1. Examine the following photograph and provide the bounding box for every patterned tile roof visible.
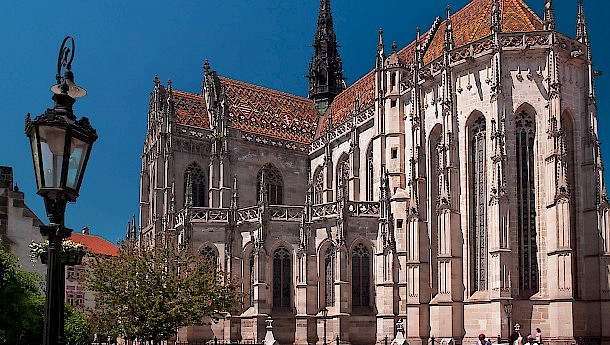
[319,71,375,137]
[423,0,543,64]
[219,77,319,144]
[69,232,119,256]
[173,90,210,129]
[318,0,543,137]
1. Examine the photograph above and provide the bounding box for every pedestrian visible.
[511,331,523,345]
[478,333,492,345]
[535,328,542,344]
[524,335,535,345]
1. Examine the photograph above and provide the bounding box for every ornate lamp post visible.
[25,36,97,345]
[321,306,329,345]
[504,301,513,340]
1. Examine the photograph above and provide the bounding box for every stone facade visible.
[138,0,610,344]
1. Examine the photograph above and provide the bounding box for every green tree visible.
[0,245,44,345]
[64,305,92,345]
[83,240,238,345]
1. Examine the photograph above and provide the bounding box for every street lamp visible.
[25,36,97,345]
[321,306,329,345]
[504,301,513,340]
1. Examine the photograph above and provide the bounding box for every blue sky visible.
[0,0,608,243]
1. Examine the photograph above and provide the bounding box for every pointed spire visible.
[377,28,384,54]
[231,175,239,210]
[543,0,556,31]
[203,59,211,75]
[258,171,268,205]
[307,0,345,114]
[126,220,132,240]
[445,5,455,51]
[491,0,502,34]
[576,0,589,45]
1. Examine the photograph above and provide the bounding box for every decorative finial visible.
[154,74,160,85]
[445,5,454,51]
[543,0,556,31]
[203,59,211,75]
[576,0,589,45]
[491,0,502,34]
[392,41,397,52]
[378,28,384,52]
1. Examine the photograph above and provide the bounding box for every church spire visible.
[490,0,502,34]
[576,0,589,45]
[543,0,556,31]
[307,0,346,115]
[445,5,455,51]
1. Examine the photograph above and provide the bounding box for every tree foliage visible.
[0,245,44,345]
[83,240,238,344]
[64,305,92,345]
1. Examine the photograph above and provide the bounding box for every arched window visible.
[201,245,218,266]
[352,243,371,308]
[366,145,374,201]
[257,164,283,205]
[429,125,442,296]
[516,109,538,292]
[273,247,291,309]
[470,115,487,292]
[314,168,324,204]
[184,163,207,207]
[337,159,350,201]
[562,113,578,296]
[324,245,335,307]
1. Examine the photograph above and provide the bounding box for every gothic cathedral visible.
[137,0,610,344]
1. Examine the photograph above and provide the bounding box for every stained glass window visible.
[352,243,371,307]
[324,245,335,306]
[184,163,207,207]
[516,110,538,291]
[257,164,284,205]
[470,115,487,292]
[273,247,291,308]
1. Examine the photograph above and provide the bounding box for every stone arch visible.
[317,239,336,307]
[197,242,219,266]
[349,239,374,311]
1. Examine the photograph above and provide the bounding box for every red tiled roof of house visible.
[173,90,210,129]
[219,77,319,144]
[68,233,119,257]
[317,0,543,137]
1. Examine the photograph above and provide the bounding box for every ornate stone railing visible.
[191,207,230,222]
[311,202,339,219]
[269,205,303,221]
[499,31,550,50]
[235,206,259,224]
[175,209,187,227]
[347,201,380,217]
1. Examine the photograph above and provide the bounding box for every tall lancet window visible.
[249,252,255,307]
[324,245,335,306]
[470,115,487,292]
[366,145,374,201]
[184,163,207,207]
[314,168,324,204]
[337,159,350,200]
[352,243,371,308]
[273,247,292,309]
[516,109,538,292]
[429,125,442,296]
[257,164,283,205]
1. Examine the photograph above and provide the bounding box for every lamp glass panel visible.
[29,130,42,189]
[66,136,89,190]
[38,125,67,188]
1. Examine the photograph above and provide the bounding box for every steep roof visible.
[69,232,119,257]
[317,0,543,137]
[173,90,210,129]
[220,77,319,144]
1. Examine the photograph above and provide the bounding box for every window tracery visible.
[201,245,218,266]
[273,247,291,309]
[366,145,374,201]
[314,168,324,204]
[516,109,538,291]
[184,163,207,207]
[257,164,284,205]
[470,115,487,292]
[337,159,350,200]
[352,243,371,307]
[324,245,335,306]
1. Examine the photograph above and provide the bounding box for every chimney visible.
[82,226,90,235]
